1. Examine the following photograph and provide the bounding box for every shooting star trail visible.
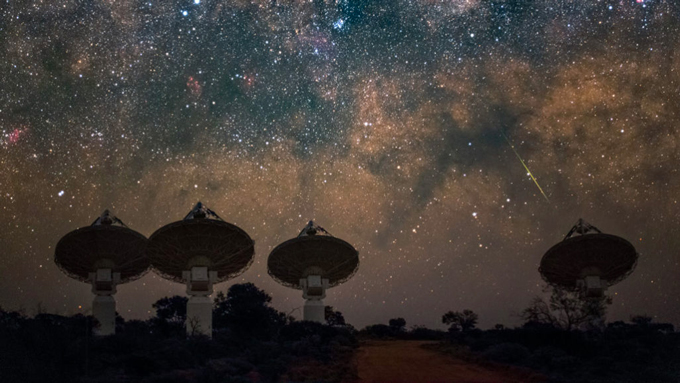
[502,133,550,203]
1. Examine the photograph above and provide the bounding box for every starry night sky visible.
[1,0,679,330]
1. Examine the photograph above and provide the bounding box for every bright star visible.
[333,19,345,30]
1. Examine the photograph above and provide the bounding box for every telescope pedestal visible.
[583,275,605,298]
[186,295,213,336]
[90,269,120,336]
[303,299,325,322]
[92,295,116,336]
[301,275,329,323]
[183,267,217,338]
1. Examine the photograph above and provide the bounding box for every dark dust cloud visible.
[1,0,679,329]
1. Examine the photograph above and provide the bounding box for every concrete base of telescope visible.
[303,299,325,323]
[93,295,116,336]
[187,296,213,337]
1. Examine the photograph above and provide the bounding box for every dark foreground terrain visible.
[357,314,680,383]
[355,340,545,383]
[0,283,358,383]
[2,284,679,383]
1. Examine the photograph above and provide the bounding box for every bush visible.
[551,355,580,371]
[0,284,359,383]
[389,318,406,332]
[407,325,447,340]
[527,346,568,368]
[482,343,531,364]
[213,283,289,341]
[359,324,395,339]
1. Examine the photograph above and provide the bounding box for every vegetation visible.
[359,318,447,340]
[442,309,478,332]
[0,284,358,383]
[521,286,611,331]
[2,283,678,383]
[388,317,406,333]
[213,283,290,340]
[429,292,680,383]
[324,306,346,327]
[429,315,680,383]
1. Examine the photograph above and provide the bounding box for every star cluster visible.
[1,0,679,329]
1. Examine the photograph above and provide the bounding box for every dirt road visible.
[355,340,544,383]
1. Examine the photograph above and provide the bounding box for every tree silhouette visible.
[149,295,188,336]
[630,315,653,327]
[152,296,188,324]
[629,315,674,333]
[213,282,288,339]
[522,285,611,331]
[442,309,478,332]
[325,306,346,326]
[388,318,406,332]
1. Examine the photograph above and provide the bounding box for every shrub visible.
[442,310,478,332]
[482,343,531,364]
[359,324,395,339]
[407,325,447,340]
[389,318,406,332]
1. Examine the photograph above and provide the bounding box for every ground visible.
[354,340,545,383]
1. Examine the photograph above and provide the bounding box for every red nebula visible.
[6,127,26,145]
[186,76,202,96]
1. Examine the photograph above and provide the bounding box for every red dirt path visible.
[355,341,545,383]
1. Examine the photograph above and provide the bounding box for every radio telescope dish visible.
[54,210,150,335]
[55,210,149,283]
[147,202,254,283]
[268,221,359,322]
[147,202,254,337]
[539,218,638,297]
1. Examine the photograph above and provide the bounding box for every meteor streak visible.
[502,133,550,203]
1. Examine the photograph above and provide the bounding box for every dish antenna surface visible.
[268,221,359,322]
[147,202,254,337]
[540,218,638,298]
[55,210,149,335]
